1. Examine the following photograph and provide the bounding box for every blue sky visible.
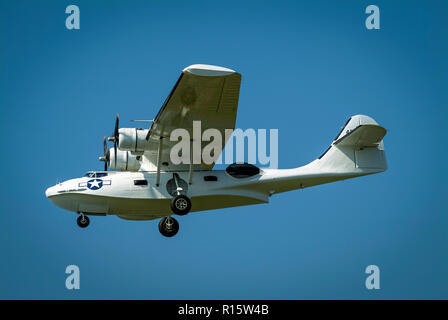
[0,0,446,299]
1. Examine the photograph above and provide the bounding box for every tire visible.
[158,217,179,237]
[77,215,90,228]
[170,195,192,215]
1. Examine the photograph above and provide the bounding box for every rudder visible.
[318,115,387,173]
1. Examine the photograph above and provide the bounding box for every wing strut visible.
[188,144,193,185]
[173,173,184,195]
[156,137,164,187]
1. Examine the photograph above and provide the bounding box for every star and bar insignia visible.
[78,179,111,190]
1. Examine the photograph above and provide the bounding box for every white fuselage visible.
[46,169,269,220]
[46,114,387,222]
[45,159,381,221]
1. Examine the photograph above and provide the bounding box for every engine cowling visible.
[109,148,141,171]
[118,128,149,152]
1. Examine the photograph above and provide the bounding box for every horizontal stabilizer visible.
[334,124,386,148]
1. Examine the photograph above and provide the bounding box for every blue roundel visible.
[87,179,103,190]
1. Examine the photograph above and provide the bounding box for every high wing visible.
[142,64,242,172]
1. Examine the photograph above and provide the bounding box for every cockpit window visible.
[84,172,108,178]
[96,172,108,178]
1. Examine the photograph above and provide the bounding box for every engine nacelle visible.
[118,128,149,152]
[109,148,141,171]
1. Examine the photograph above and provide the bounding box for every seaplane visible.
[45,64,387,237]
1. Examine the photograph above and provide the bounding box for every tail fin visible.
[317,115,387,173]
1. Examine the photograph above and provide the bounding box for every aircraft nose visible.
[45,186,57,198]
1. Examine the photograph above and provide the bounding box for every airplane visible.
[45,64,387,237]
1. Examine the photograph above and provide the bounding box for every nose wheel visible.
[77,214,90,228]
[158,216,179,237]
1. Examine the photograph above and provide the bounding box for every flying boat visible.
[45,64,387,237]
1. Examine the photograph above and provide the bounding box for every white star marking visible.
[89,179,101,189]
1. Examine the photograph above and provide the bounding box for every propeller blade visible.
[114,114,119,168]
[106,149,110,171]
[103,136,108,171]
[114,141,117,168]
[114,114,120,142]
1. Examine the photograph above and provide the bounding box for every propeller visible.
[107,114,120,168]
[99,136,110,171]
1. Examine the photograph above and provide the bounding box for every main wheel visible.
[170,195,192,215]
[158,216,179,237]
[77,215,90,228]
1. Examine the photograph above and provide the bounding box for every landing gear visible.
[159,173,191,237]
[158,216,179,237]
[170,194,192,215]
[169,173,192,216]
[77,214,90,228]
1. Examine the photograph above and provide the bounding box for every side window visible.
[134,180,148,186]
